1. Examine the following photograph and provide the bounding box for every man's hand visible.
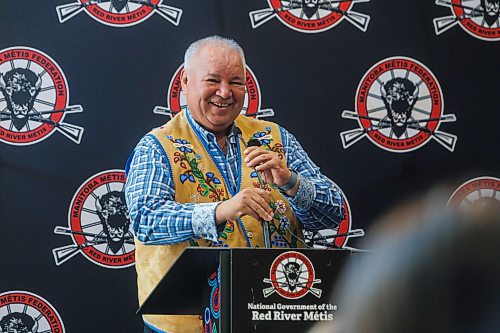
[215,187,273,224]
[244,146,291,187]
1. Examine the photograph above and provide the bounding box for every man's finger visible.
[254,188,270,201]
[244,147,268,162]
[260,170,268,183]
[242,206,263,222]
[246,152,272,167]
[250,195,273,221]
[261,169,273,184]
[253,191,273,215]
[255,159,279,171]
[243,146,260,155]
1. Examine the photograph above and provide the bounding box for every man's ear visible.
[180,69,187,95]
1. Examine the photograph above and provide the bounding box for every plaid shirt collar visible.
[185,108,237,147]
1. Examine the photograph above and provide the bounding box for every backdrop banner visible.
[1,1,498,332]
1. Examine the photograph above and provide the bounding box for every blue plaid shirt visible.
[125,110,344,245]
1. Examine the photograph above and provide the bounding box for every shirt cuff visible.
[192,202,220,242]
[287,175,315,210]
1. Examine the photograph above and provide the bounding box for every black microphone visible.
[233,126,264,187]
[247,138,261,147]
[232,126,261,148]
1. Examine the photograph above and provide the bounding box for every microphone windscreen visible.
[247,138,261,147]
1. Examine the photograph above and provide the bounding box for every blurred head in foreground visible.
[310,188,500,333]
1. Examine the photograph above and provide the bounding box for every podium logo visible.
[249,0,370,33]
[153,64,274,120]
[0,291,65,333]
[56,0,183,27]
[0,47,84,145]
[340,56,457,153]
[263,251,322,299]
[448,176,500,213]
[433,0,500,41]
[52,170,135,269]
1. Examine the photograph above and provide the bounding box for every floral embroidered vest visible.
[135,111,303,333]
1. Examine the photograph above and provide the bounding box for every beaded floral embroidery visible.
[218,221,235,241]
[251,126,284,159]
[168,137,225,202]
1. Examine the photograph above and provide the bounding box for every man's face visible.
[181,45,246,135]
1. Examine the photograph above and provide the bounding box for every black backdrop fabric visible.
[0,1,498,332]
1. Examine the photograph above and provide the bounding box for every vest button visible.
[247,231,254,238]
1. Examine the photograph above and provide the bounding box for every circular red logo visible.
[268,0,353,33]
[167,64,262,117]
[0,47,69,145]
[80,0,159,27]
[448,176,500,211]
[355,56,445,152]
[67,169,135,268]
[269,251,316,299]
[450,0,500,41]
[0,291,65,333]
[335,198,352,248]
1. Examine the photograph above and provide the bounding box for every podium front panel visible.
[231,249,350,332]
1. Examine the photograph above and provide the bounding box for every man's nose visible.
[217,82,232,99]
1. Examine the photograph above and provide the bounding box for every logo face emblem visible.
[52,170,135,269]
[448,176,500,213]
[249,0,370,33]
[303,193,364,249]
[434,0,500,41]
[0,291,65,333]
[153,64,274,119]
[340,56,457,152]
[56,0,183,27]
[263,251,322,299]
[0,47,84,145]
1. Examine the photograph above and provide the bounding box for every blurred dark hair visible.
[327,210,500,333]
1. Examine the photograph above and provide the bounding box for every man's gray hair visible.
[184,35,246,73]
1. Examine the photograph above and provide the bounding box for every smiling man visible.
[125,36,344,333]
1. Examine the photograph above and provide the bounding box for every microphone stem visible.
[237,133,272,249]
